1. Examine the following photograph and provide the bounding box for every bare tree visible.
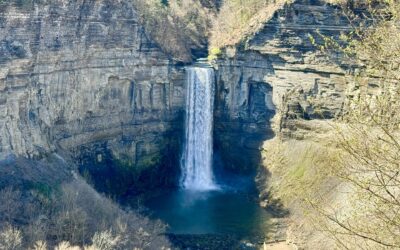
[0,225,22,250]
[0,188,22,224]
[309,1,400,249]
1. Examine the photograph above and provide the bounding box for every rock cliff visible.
[0,0,186,194]
[0,1,363,247]
[214,0,351,172]
[0,0,354,194]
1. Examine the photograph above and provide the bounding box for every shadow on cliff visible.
[257,166,290,218]
[213,79,276,184]
[75,124,184,199]
[212,71,290,229]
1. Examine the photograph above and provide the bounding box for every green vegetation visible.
[207,47,222,61]
[27,182,53,198]
[263,131,338,204]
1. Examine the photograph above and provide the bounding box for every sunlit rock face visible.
[0,0,186,193]
[214,0,352,173]
[0,0,356,193]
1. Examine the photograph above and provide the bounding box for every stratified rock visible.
[0,0,186,193]
[214,0,351,172]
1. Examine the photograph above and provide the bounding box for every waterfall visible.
[180,67,218,191]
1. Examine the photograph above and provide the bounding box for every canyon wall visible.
[0,0,354,192]
[0,0,186,194]
[214,0,351,172]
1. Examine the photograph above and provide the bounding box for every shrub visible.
[0,176,170,249]
[0,225,22,250]
[30,241,47,250]
[84,231,121,250]
[207,47,222,61]
[54,242,80,250]
[0,188,22,223]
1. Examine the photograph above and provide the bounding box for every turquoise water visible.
[144,187,271,239]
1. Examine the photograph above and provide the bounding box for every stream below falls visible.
[141,65,273,249]
[141,178,273,249]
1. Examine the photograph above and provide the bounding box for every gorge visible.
[0,0,391,249]
[0,0,348,194]
[142,63,272,248]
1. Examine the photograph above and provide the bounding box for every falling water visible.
[180,67,218,190]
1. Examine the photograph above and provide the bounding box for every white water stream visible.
[180,67,218,190]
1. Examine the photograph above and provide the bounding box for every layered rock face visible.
[214,0,351,171]
[214,53,276,173]
[0,0,186,193]
[0,0,354,193]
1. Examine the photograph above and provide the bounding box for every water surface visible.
[144,187,271,239]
